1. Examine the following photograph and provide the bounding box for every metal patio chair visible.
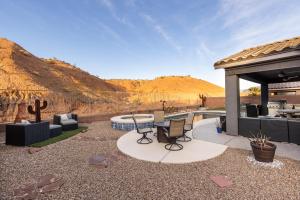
[164,119,185,151]
[178,113,194,142]
[132,115,153,144]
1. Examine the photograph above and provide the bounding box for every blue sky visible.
[1,0,300,89]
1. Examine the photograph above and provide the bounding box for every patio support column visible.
[225,73,240,136]
[261,83,269,107]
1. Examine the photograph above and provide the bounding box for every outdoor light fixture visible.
[278,71,299,81]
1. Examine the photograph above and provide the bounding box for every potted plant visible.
[215,119,222,134]
[248,131,276,163]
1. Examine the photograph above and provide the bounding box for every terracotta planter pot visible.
[250,141,276,163]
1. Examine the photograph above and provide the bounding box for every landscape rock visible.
[39,179,65,193]
[13,183,36,196]
[36,174,58,188]
[13,174,64,199]
[210,175,233,188]
[88,155,108,168]
[28,147,42,154]
[247,155,284,169]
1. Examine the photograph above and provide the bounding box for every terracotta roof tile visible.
[214,36,300,68]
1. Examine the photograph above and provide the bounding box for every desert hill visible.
[0,38,123,121]
[0,38,119,99]
[107,76,224,97]
[0,38,224,122]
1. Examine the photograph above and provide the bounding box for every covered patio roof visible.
[214,36,300,135]
[214,36,300,84]
[214,36,300,69]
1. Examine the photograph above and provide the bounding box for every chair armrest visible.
[72,114,78,121]
[53,115,61,125]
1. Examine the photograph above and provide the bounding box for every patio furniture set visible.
[132,111,195,151]
[239,103,300,144]
[5,113,78,146]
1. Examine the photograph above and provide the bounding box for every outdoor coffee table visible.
[153,121,170,143]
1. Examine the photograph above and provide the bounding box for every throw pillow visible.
[67,113,72,119]
[60,114,69,121]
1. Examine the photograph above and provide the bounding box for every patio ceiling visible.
[239,66,300,84]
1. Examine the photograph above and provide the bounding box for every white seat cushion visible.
[21,120,31,124]
[15,123,30,126]
[61,119,77,125]
[50,124,62,129]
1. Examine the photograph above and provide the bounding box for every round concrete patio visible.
[117,128,228,164]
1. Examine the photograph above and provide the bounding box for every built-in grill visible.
[267,100,287,116]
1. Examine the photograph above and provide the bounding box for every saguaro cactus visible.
[199,93,207,108]
[27,99,47,122]
[160,100,167,111]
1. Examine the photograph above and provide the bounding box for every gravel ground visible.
[1,121,300,200]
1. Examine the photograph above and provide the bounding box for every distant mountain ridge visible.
[107,76,224,97]
[0,38,224,99]
[0,38,224,122]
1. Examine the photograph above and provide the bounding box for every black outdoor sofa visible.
[6,121,50,146]
[238,117,300,144]
[53,113,78,131]
[238,117,261,138]
[49,124,62,138]
[239,103,300,144]
[288,119,300,145]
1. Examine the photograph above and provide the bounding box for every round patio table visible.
[154,121,170,143]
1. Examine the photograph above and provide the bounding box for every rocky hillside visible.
[108,76,225,97]
[0,38,119,99]
[0,38,123,121]
[0,38,224,122]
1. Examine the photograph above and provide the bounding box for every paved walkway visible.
[193,118,300,161]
